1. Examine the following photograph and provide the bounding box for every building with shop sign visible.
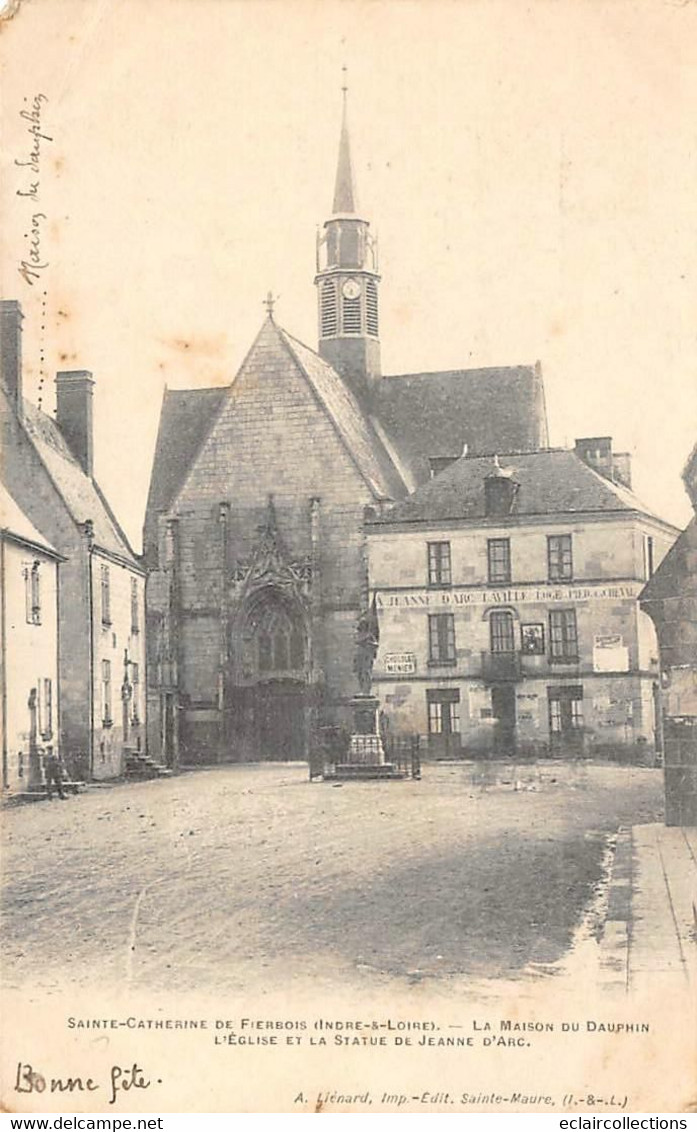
[366,442,678,759]
[143,96,548,766]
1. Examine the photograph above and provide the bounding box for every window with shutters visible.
[24,561,41,625]
[428,613,456,664]
[320,280,338,337]
[131,662,140,725]
[366,278,379,336]
[130,577,140,634]
[549,609,579,662]
[100,564,111,626]
[487,538,511,584]
[548,534,573,581]
[427,541,452,586]
[39,677,53,740]
[102,659,112,726]
[643,535,655,580]
[490,610,516,653]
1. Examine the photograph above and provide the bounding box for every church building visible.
[144,96,548,766]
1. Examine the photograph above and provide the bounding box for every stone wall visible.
[146,321,376,761]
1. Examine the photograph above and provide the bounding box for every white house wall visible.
[1,540,59,793]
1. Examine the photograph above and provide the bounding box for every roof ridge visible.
[17,391,140,566]
[382,364,535,380]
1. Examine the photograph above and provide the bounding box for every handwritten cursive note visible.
[15,1061,163,1108]
[15,93,51,286]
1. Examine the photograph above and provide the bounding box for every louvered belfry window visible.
[342,294,362,335]
[320,280,338,338]
[366,278,379,336]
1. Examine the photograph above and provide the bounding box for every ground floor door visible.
[491,684,516,755]
[548,685,584,752]
[254,680,307,760]
[227,683,307,761]
[427,689,461,758]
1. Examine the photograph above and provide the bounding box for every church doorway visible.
[254,680,307,760]
[230,587,310,762]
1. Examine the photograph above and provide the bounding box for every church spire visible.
[314,74,382,398]
[332,80,358,215]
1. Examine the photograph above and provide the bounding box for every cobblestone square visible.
[1,762,663,1000]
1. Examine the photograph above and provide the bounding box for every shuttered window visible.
[320,281,338,337]
[366,279,379,336]
[342,294,362,334]
[549,609,579,661]
[428,613,456,664]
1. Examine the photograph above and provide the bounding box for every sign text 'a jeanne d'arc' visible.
[375,582,642,610]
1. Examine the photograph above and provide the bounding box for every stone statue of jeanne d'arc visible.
[354,593,380,695]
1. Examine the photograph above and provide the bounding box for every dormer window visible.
[484,457,518,517]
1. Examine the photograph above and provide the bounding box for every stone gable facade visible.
[144,107,549,767]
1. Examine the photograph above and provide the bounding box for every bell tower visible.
[315,78,381,397]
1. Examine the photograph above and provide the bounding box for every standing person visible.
[44,749,66,801]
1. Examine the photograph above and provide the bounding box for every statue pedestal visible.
[348,695,385,765]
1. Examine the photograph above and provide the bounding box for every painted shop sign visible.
[375,582,641,610]
[384,652,417,675]
[593,633,629,673]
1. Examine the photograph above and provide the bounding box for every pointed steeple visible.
[332,86,358,215]
[314,73,382,398]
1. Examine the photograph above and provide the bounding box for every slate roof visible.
[367,449,671,527]
[143,321,410,562]
[640,516,697,605]
[279,327,406,500]
[17,396,139,566]
[143,385,227,562]
[143,322,551,560]
[0,482,60,557]
[373,364,548,483]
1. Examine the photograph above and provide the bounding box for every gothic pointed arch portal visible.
[229,585,311,761]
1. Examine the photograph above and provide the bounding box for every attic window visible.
[366,279,379,337]
[320,281,338,338]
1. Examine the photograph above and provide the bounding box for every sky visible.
[2,0,696,549]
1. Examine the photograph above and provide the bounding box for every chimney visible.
[612,452,632,490]
[0,300,23,415]
[55,370,95,476]
[574,437,614,480]
[575,437,633,489]
[484,457,518,517]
